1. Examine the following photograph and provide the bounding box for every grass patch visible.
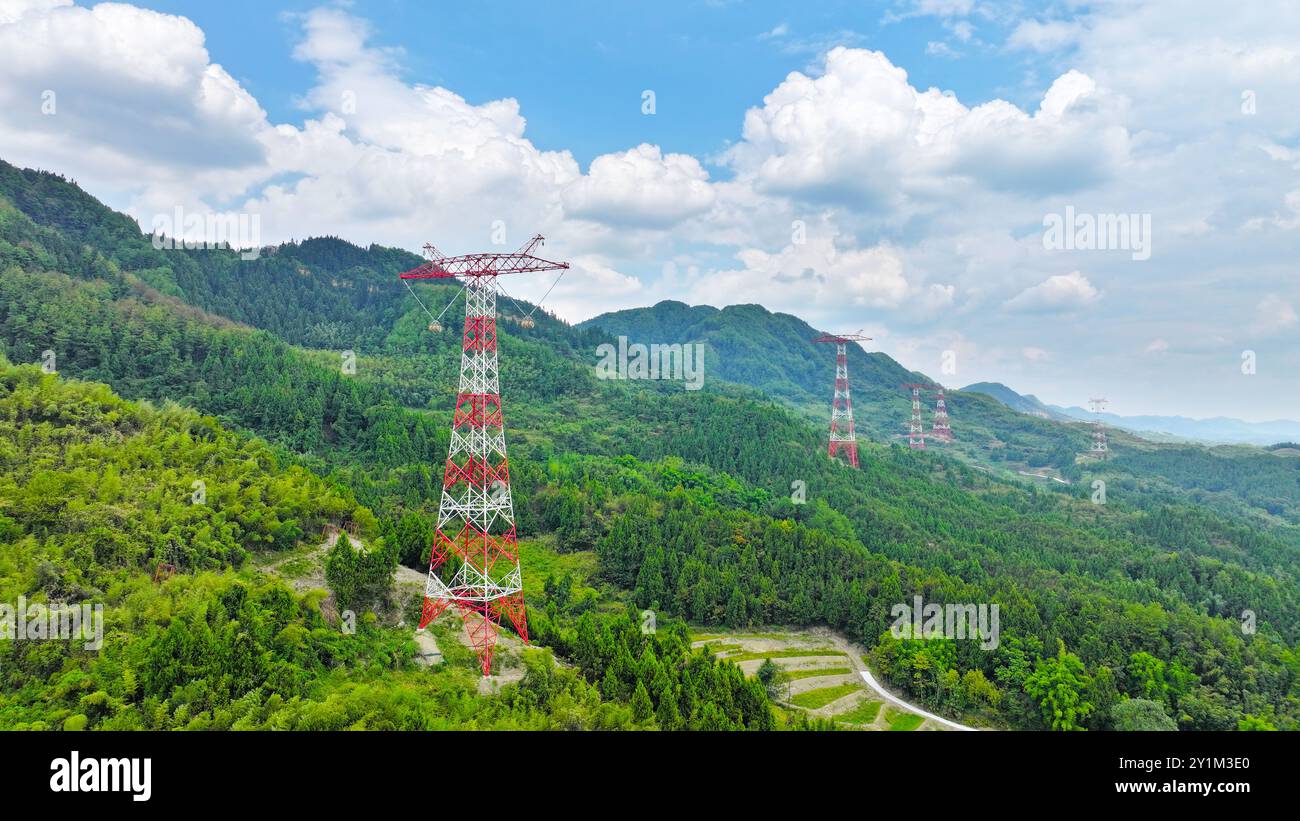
[701,642,744,654]
[277,556,316,577]
[255,540,320,569]
[888,712,925,731]
[790,683,861,710]
[744,632,818,640]
[783,666,852,681]
[519,539,599,590]
[518,539,603,610]
[690,629,841,642]
[834,700,882,725]
[727,649,845,663]
[429,620,474,671]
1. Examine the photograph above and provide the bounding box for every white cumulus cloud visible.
[562,144,715,228]
[1004,271,1101,313]
[687,234,912,322]
[723,47,1128,209]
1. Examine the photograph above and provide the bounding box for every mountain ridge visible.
[4,156,1300,731]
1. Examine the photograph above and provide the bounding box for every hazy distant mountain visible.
[963,381,1300,446]
[1049,406,1300,446]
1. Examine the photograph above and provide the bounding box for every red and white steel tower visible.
[931,386,953,442]
[1088,397,1108,460]
[813,332,872,468]
[904,383,927,449]
[399,235,568,676]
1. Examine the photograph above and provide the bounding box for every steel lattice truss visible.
[1088,397,1109,459]
[904,383,928,450]
[931,386,954,442]
[813,333,871,468]
[398,235,566,281]
[403,236,567,676]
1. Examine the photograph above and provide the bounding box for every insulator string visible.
[404,277,464,323]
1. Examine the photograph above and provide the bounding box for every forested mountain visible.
[582,302,1091,476]
[2,158,1299,731]
[581,300,917,407]
[588,299,1300,529]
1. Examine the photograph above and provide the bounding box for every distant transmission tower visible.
[1088,397,1109,460]
[904,383,927,449]
[931,385,953,442]
[813,332,872,468]
[399,234,568,676]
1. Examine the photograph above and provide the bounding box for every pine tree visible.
[655,687,681,730]
[725,587,747,627]
[631,680,654,724]
[600,667,621,702]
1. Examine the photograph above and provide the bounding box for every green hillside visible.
[0,359,774,730]
[582,301,1090,475]
[587,300,1300,528]
[2,159,1298,731]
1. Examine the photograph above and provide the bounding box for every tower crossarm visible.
[812,333,873,345]
[399,234,569,280]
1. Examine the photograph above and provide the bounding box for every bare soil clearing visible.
[262,529,539,681]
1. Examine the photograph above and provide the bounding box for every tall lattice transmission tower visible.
[399,235,568,676]
[812,332,872,468]
[904,383,927,449]
[1088,397,1109,460]
[931,385,954,442]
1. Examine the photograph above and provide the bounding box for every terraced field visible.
[691,627,956,731]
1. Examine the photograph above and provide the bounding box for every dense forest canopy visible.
[1,158,1297,731]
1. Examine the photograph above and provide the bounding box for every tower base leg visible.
[829,441,859,468]
[417,596,451,631]
[492,591,530,645]
[456,601,500,677]
[417,594,529,676]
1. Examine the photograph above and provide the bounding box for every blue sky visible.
[143,0,1045,168]
[2,0,1299,420]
